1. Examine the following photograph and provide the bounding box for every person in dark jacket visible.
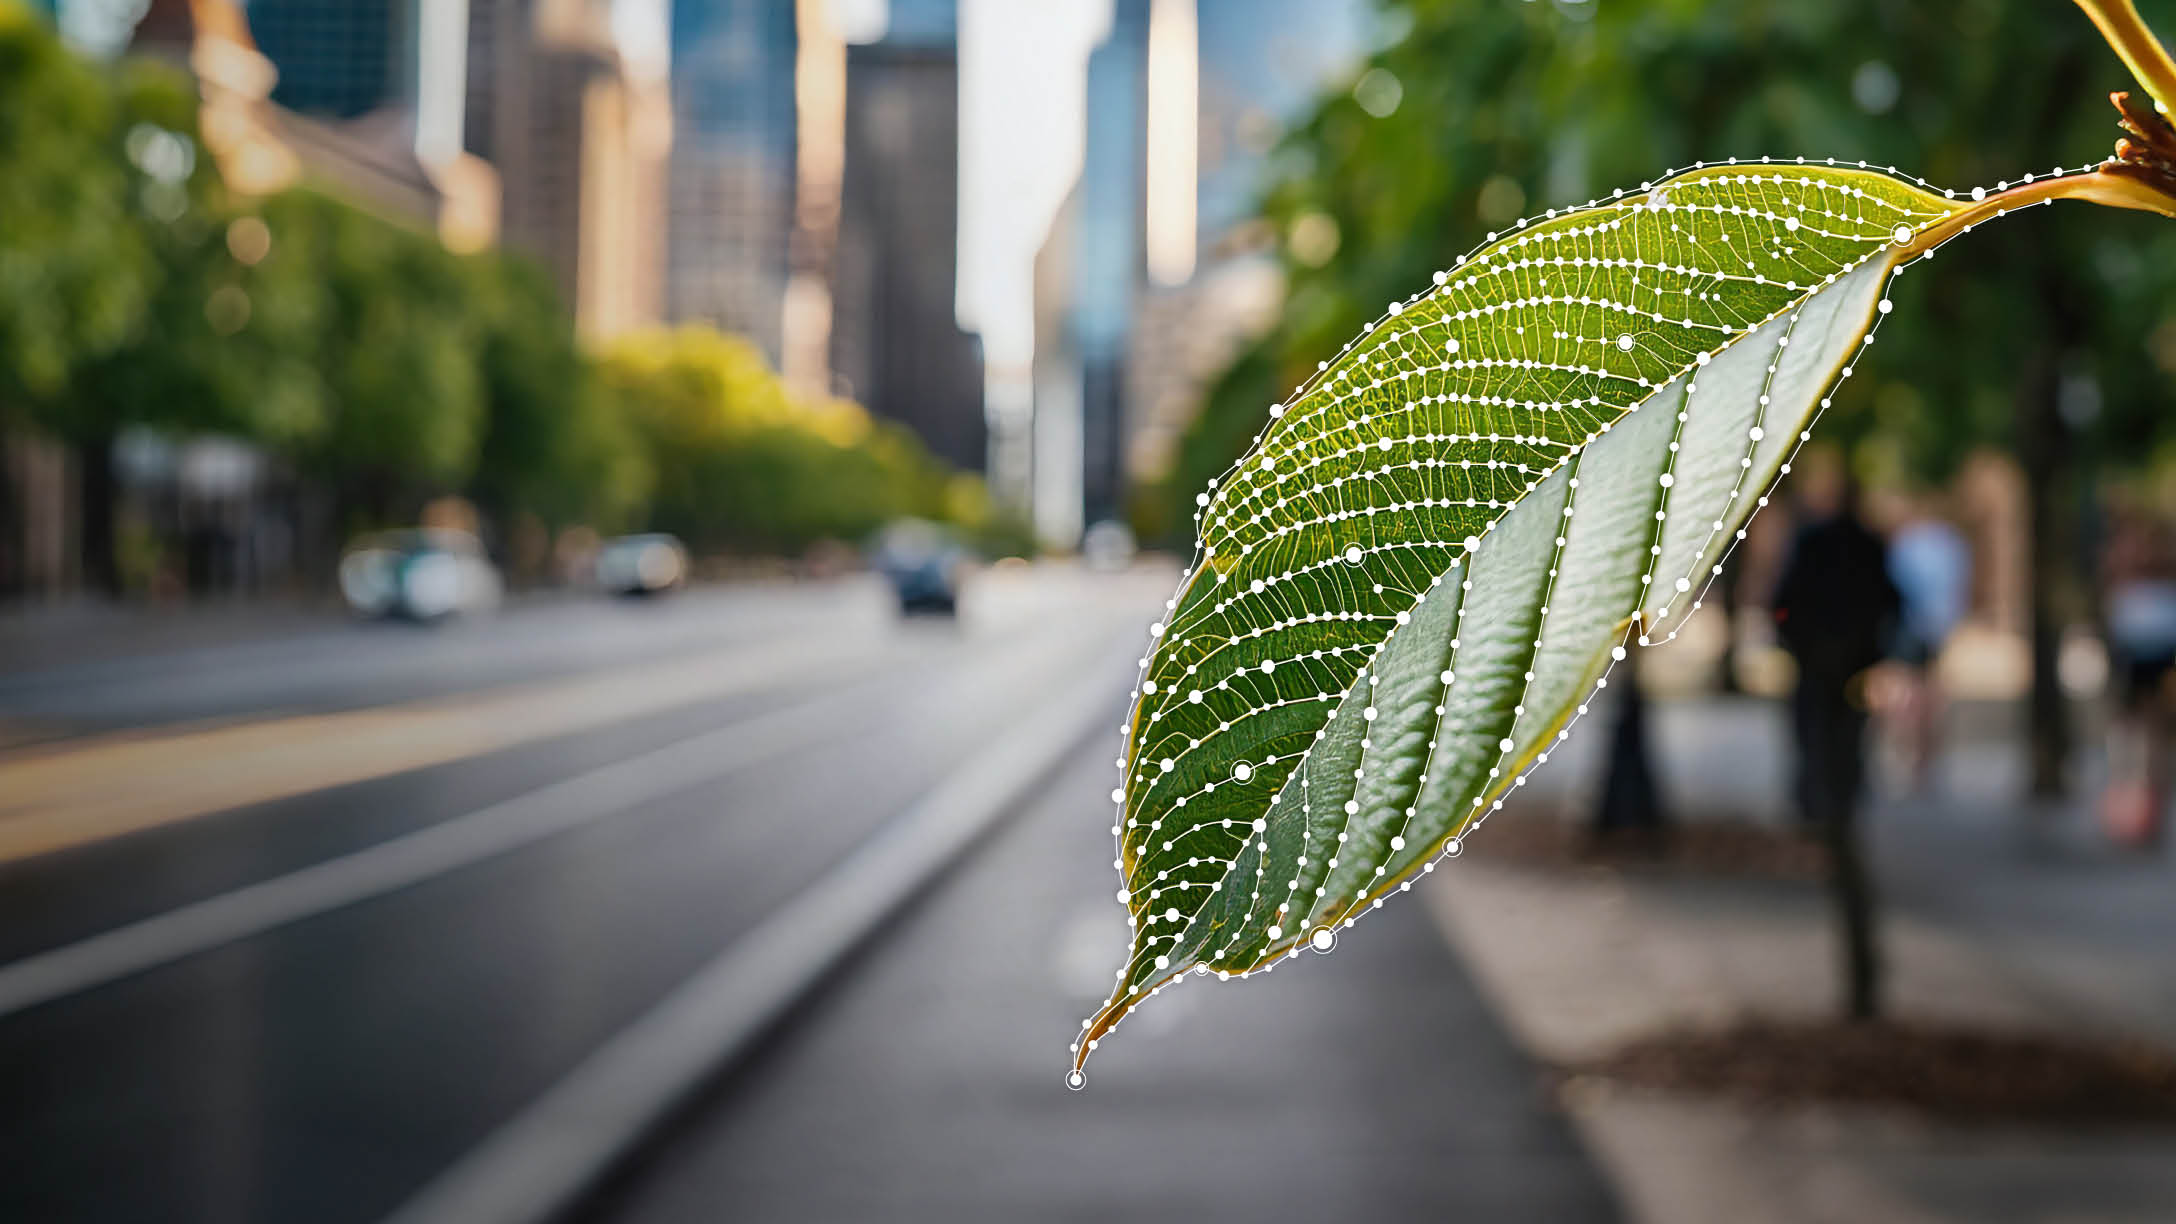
[1772,472,1900,1019]
[1774,480,1901,828]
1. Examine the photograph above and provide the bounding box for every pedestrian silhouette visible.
[1885,501,1971,790]
[2100,502,2176,847]
[1772,474,1899,1019]
[1592,645,1665,848]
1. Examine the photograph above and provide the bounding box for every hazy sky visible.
[956,0,1113,370]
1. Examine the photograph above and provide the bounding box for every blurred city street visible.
[578,656,1615,1224]
[13,0,2176,1220]
[0,565,1620,1223]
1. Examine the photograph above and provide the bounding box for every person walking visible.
[2100,502,2176,848]
[1773,474,1900,1019]
[1884,502,1971,790]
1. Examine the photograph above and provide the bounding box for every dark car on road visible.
[870,519,968,615]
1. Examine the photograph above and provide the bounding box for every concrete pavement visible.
[580,730,1620,1224]
[1432,693,2176,1224]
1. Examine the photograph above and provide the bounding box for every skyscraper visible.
[1073,0,1149,525]
[469,0,672,337]
[219,0,497,250]
[1037,0,1367,536]
[244,0,405,120]
[666,0,799,363]
[829,0,985,472]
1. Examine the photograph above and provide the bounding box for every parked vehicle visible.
[338,529,502,621]
[595,533,689,597]
[1081,519,1137,572]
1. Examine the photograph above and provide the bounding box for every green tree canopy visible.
[598,328,962,556]
[0,5,161,417]
[1171,0,2176,531]
[466,254,648,533]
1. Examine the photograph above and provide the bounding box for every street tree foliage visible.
[1077,0,2176,1078]
[597,328,967,558]
[1174,0,2176,518]
[1170,0,2176,799]
[0,4,156,414]
[1,8,990,591]
[467,255,650,534]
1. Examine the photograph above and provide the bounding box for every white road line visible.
[380,635,1133,1224]
[0,691,861,1021]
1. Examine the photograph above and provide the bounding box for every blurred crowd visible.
[1752,455,2176,855]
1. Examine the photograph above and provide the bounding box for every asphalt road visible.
[0,567,1617,1223]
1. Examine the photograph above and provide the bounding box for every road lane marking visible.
[0,632,881,864]
[0,614,1109,1021]
[381,631,1136,1224]
[0,689,866,1022]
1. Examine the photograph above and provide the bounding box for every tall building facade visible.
[468,0,672,337]
[216,0,498,251]
[666,0,799,363]
[1037,0,1367,537]
[244,0,405,119]
[1072,0,1150,526]
[829,0,985,472]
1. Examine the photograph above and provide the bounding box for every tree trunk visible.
[0,429,19,598]
[75,433,119,598]
[2016,308,2074,798]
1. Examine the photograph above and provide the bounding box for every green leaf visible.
[1075,162,1977,1073]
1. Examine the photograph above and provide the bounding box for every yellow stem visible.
[1898,168,2176,260]
[2076,0,2176,115]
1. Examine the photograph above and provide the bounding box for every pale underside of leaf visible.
[1076,164,1971,1069]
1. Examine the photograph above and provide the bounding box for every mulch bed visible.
[1568,1017,2176,1125]
[1468,812,1829,881]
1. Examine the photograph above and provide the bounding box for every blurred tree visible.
[598,328,961,557]
[2,9,728,595]
[465,254,650,540]
[0,9,164,592]
[1176,0,2176,796]
[0,6,154,411]
[247,189,487,539]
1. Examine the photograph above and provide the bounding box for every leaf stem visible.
[2076,0,2176,115]
[1898,167,2176,259]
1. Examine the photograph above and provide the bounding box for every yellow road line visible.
[0,634,871,865]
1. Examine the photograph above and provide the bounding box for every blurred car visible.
[1081,519,1137,572]
[338,529,503,621]
[870,519,968,615]
[595,533,689,597]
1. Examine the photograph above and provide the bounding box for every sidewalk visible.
[1427,695,2176,1224]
